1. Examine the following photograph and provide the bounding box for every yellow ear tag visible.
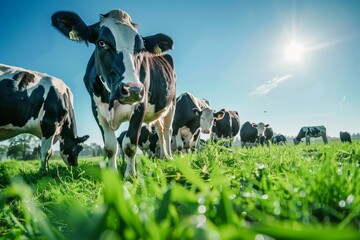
[69,29,81,41]
[153,45,162,55]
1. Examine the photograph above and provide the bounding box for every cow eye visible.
[98,40,107,48]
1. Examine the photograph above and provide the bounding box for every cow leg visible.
[155,119,169,159]
[174,130,184,151]
[103,128,118,170]
[161,102,175,159]
[123,104,145,178]
[91,102,118,171]
[322,134,328,144]
[39,136,54,172]
[306,136,310,146]
[97,117,118,171]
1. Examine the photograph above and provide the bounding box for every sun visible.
[284,42,305,63]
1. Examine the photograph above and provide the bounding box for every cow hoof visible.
[39,167,48,174]
[124,171,137,180]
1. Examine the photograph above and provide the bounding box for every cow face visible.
[95,10,145,108]
[60,135,89,166]
[193,108,224,134]
[252,122,269,144]
[293,138,301,145]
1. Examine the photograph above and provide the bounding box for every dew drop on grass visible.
[274,207,281,215]
[299,190,306,197]
[255,234,265,240]
[339,200,346,208]
[346,194,354,205]
[242,192,251,198]
[261,194,268,200]
[198,205,206,214]
[196,215,207,228]
[198,195,205,205]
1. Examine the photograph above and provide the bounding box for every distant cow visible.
[293,126,328,145]
[252,122,273,147]
[52,10,176,178]
[211,109,240,147]
[272,134,287,145]
[340,131,352,143]
[118,125,159,160]
[172,92,224,152]
[0,64,89,171]
[240,121,258,147]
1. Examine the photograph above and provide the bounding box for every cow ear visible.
[252,123,257,128]
[214,111,225,120]
[51,11,98,44]
[77,135,89,143]
[192,108,201,116]
[265,124,270,127]
[143,33,174,54]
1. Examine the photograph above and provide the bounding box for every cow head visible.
[293,138,301,145]
[60,135,89,166]
[193,108,225,134]
[252,122,269,145]
[51,10,174,109]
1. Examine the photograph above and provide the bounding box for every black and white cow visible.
[117,125,159,160]
[252,122,273,147]
[172,92,224,152]
[240,121,258,147]
[340,131,352,143]
[52,10,176,178]
[271,134,287,145]
[211,109,240,147]
[0,64,89,171]
[293,126,328,145]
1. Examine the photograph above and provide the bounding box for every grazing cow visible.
[171,92,224,152]
[240,121,258,147]
[340,131,352,143]
[117,125,159,160]
[293,126,328,145]
[52,10,176,178]
[272,134,287,145]
[211,109,240,147]
[252,122,272,147]
[0,64,89,171]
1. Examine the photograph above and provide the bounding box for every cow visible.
[171,92,224,152]
[272,134,287,145]
[52,10,176,178]
[240,121,258,147]
[211,109,240,147]
[0,64,89,171]
[339,131,352,143]
[293,126,328,145]
[117,125,159,160]
[252,122,273,147]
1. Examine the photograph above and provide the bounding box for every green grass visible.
[1,141,360,239]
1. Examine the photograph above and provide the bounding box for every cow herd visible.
[0,9,354,177]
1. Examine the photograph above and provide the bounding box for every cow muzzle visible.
[119,82,145,105]
[202,129,210,134]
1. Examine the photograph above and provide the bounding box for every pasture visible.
[1,141,360,239]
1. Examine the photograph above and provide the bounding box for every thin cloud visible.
[250,74,294,96]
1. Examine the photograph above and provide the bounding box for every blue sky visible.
[1,0,360,145]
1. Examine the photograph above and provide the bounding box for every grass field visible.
[1,141,360,239]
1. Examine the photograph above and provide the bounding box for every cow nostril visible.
[121,85,130,96]
[139,86,144,97]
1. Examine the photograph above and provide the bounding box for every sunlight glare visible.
[284,42,305,63]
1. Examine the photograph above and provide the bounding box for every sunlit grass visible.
[1,142,360,239]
